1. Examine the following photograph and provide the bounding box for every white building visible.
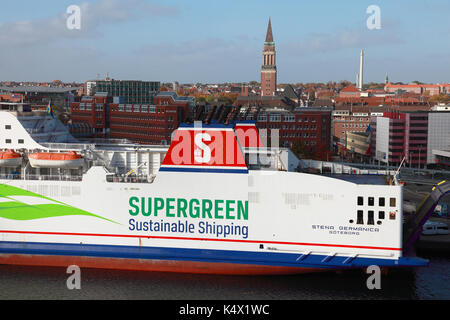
[427,112,450,163]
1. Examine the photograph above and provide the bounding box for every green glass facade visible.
[95,80,160,104]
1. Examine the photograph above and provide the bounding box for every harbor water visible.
[0,252,448,300]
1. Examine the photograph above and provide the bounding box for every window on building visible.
[378,211,385,220]
[284,115,295,122]
[379,197,385,206]
[5,139,11,144]
[368,197,374,206]
[269,114,281,122]
[5,125,11,129]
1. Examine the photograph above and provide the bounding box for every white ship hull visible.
[0,167,427,274]
[0,112,428,274]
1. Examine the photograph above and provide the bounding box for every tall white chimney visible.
[359,49,364,90]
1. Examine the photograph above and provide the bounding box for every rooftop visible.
[0,86,80,93]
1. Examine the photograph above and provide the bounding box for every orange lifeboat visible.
[28,151,84,168]
[0,150,22,167]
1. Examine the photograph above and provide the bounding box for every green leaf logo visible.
[0,184,119,224]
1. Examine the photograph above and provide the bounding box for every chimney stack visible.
[359,49,364,90]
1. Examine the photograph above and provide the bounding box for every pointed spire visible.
[265,18,273,43]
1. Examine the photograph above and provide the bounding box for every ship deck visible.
[322,174,390,185]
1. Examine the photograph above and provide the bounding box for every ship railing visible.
[40,142,95,151]
[106,174,154,184]
[25,174,83,182]
[0,174,83,182]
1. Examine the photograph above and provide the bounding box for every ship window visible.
[379,211,385,219]
[5,139,11,143]
[357,210,364,224]
[379,197,385,206]
[5,125,11,129]
[357,196,363,206]
[18,139,24,144]
[368,197,374,206]
[390,198,396,207]
[368,211,375,225]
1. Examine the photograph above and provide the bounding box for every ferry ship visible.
[0,104,439,275]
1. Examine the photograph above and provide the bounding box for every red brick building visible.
[339,85,360,98]
[109,92,195,145]
[384,83,450,96]
[0,93,24,103]
[71,92,195,144]
[70,93,109,138]
[255,107,332,160]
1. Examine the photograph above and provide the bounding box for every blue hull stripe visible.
[159,167,248,174]
[0,241,428,269]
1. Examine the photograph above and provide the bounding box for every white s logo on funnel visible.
[194,133,212,163]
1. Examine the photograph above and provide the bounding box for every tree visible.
[430,94,450,104]
[291,140,316,159]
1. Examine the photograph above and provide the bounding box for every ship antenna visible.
[393,156,406,185]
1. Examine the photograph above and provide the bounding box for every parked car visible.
[422,221,450,235]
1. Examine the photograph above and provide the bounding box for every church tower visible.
[261,18,277,97]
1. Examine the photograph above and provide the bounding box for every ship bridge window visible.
[368,197,374,206]
[357,210,364,224]
[357,196,363,206]
[379,197,385,206]
[368,211,375,225]
[390,198,396,207]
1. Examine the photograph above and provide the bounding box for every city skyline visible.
[0,0,449,84]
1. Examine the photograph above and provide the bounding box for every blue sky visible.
[0,0,449,84]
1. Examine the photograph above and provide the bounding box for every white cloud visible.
[0,0,179,47]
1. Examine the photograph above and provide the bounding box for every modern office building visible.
[94,80,160,104]
[345,131,370,162]
[427,112,450,164]
[369,111,450,167]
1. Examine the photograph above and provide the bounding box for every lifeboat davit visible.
[0,150,22,167]
[28,151,84,169]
